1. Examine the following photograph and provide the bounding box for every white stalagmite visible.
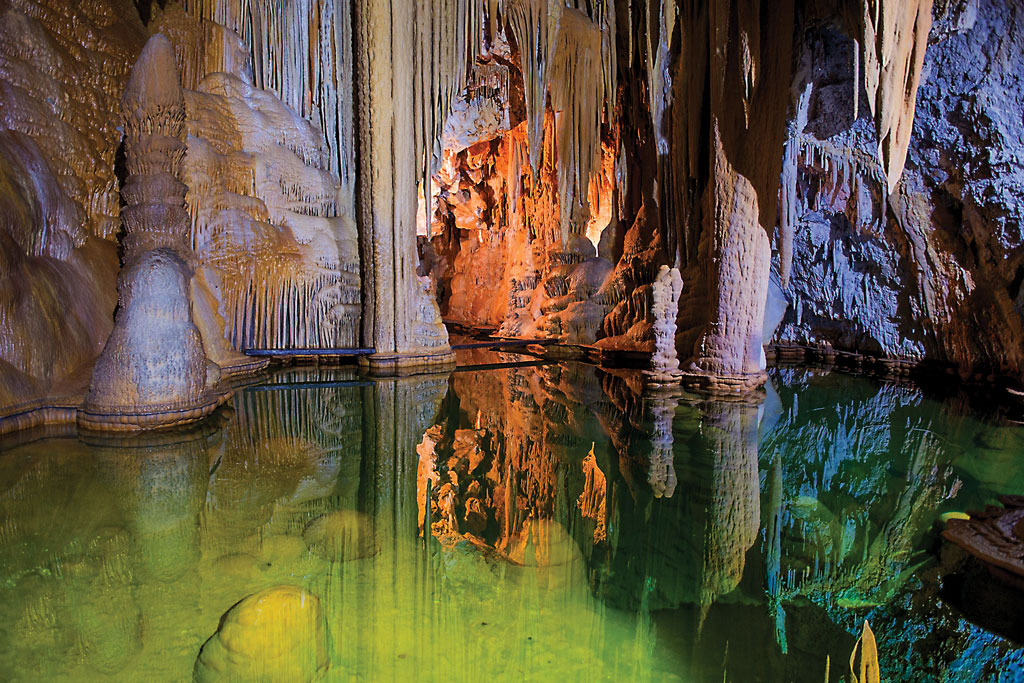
[646,264,684,383]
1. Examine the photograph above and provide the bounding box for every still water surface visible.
[1,355,1023,681]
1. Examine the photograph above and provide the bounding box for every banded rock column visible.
[79,35,224,431]
[353,0,456,375]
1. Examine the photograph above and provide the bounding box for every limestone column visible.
[678,0,794,394]
[79,35,225,431]
[353,0,455,375]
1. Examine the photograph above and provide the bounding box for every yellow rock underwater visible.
[193,585,329,682]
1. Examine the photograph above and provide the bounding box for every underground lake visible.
[1,353,1022,682]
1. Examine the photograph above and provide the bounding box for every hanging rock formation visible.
[79,35,224,431]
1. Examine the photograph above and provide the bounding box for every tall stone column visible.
[677,0,794,394]
[353,0,455,375]
[79,35,225,431]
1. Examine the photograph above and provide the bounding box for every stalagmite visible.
[79,35,224,431]
[645,265,684,384]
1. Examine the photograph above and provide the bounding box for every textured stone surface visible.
[80,35,222,431]
[775,0,1024,381]
[194,585,329,682]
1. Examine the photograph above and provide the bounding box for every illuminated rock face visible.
[152,4,362,355]
[79,35,222,431]
[0,0,143,431]
[194,585,329,682]
[3,0,1024,430]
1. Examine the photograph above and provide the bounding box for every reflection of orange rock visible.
[464,497,488,535]
[194,585,329,682]
[577,450,608,544]
[303,510,377,561]
[510,518,581,568]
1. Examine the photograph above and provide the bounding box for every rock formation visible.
[79,35,224,431]
[194,585,330,682]
[0,0,145,433]
[645,265,684,384]
[155,4,362,356]
[943,496,1024,588]
[2,0,1024,431]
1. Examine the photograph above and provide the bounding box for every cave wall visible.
[0,0,146,417]
[776,0,1024,381]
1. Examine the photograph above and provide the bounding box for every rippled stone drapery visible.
[658,0,794,392]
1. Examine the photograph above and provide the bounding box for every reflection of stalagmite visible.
[698,400,762,617]
[79,35,224,431]
[92,429,212,584]
[645,392,679,499]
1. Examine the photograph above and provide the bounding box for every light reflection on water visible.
[0,358,1022,681]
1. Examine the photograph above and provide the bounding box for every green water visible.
[1,357,1022,681]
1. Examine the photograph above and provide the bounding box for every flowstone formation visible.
[153,4,362,355]
[79,35,224,431]
[0,0,145,433]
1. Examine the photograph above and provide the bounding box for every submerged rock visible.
[943,495,1024,588]
[194,585,329,682]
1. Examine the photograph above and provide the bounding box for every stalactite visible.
[507,0,562,174]
[737,0,760,127]
[178,0,356,198]
[857,0,933,194]
[778,82,812,289]
[413,0,486,239]
[550,7,604,244]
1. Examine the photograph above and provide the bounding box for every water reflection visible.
[0,361,1022,680]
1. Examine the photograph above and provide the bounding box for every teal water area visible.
[0,356,1022,681]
